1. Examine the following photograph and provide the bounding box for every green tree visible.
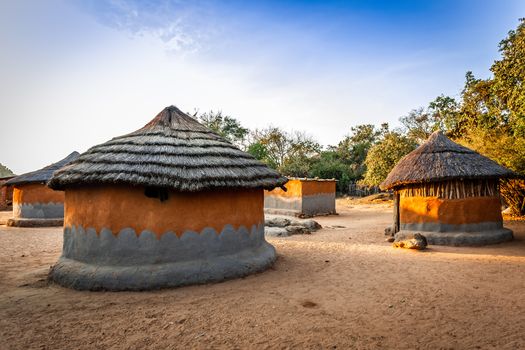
[335,124,385,179]
[196,110,249,147]
[361,132,417,187]
[456,19,525,149]
[247,141,275,167]
[280,131,322,177]
[399,107,433,143]
[441,19,525,214]
[429,95,461,136]
[308,151,353,193]
[249,127,290,169]
[400,95,460,142]
[248,127,321,176]
[459,72,504,131]
[457,127,525,175]
[491,18,525,136]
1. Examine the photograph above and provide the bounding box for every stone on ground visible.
[285,225,310,235]
[265,227,289,237]
[265,216,291,228]
[392,233,427,250]
[290,219,322,231]
[264,215,322,237]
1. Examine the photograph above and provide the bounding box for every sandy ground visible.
[0,211,11,225]
[1,202,524,350]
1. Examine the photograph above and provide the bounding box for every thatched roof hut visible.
[381,131,514,246]
[49,106,286,291]
[381,131,514,189]
[6,152,79,227]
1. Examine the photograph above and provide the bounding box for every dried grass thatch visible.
[48,106,288,192]
[398,179,499,199]
[381,131,515,190]
[5,152,79,186]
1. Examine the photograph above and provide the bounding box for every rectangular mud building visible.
[264,178,336,217]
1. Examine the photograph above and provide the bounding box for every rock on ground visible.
[265,227,289,237]
[264,215,322,237]
[265,217,291,228]
[392,233,427,250]
[290,219,322,231]
[285,226,310,235]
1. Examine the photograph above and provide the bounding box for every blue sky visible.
[0,0,523,173]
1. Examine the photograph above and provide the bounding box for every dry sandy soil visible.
[1,201,524,350]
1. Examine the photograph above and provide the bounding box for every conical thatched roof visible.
[380,131,515,190]
[48,106,288,192]
[6,152,80,186]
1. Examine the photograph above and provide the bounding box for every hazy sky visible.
[1,0,523,174]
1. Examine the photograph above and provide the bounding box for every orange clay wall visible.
[13,184,64,205]
[264,179,336,198]
[400,196,502,225]
[64,186,264,238]
[265,179,302,198]
[301,181,336,196]
[0,184,13,210]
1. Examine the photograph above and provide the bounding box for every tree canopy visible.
[361,131,417,187]
[195,110,249,148]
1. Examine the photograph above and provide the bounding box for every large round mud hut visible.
[380,131,514,246]
[48,106,287,291]
[5,152,79,227]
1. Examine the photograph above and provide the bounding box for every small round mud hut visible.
[5,152,79,227]
[380,131,514,246]
[48,106,287,291]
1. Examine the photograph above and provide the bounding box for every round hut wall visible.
[53,185,273,290]
[63,185,263,237]
[396,179,503,232]
[13,183,65,219]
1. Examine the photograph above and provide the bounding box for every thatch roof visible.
[380,131,515,190]
[48,106,288,192]
[6,152,80,186]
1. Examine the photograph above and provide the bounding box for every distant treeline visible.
[194,19,525,214]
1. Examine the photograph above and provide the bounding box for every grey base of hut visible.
[264,195,336,218]
[50,243,276,291]
[14,203,64,220]
[48,224,276,291]
[395,228,513,246]
[7,218,64,227]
